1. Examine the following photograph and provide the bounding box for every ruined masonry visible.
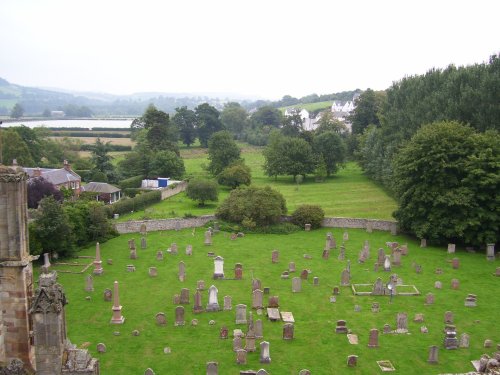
[0,164,99,374]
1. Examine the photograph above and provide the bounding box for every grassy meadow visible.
[116,145,397,222]
[46,228,500,374]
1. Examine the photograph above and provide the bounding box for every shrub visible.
[109,190,161,216]
[291,204,325,229]
[118,175,144,189]
[186,179,218,206]
[216,185,287,226]
[217,162,251,189]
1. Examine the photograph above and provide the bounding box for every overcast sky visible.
[1,0,498,100]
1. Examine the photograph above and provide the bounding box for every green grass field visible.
[279,101,333,114]
[47,228,500,374]
[116,146,397,222]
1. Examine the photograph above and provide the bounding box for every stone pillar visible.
[93,242,103,275]
[30,270,68,375]
[111,281,125,324]
[0,165,36,371]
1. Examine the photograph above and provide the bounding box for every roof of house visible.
[24,167,80,185]
[82,182,121,194]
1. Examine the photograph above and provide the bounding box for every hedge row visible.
[80,144,132,152]
[118,175,144,189]
[50,131,131,138]
[104,190,161,217]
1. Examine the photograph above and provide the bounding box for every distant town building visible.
[23,160,81,196]
[50,110,65,117]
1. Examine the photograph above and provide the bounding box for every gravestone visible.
[235,263,243,279]
[300,269,308,280]
[464,294,477,307]
[340,269,350,286]
[288,262,296,273]
[97,343,106,353]
[484,339,493,348]
[496,267,500,277]
[107,259,113,265]
[372,278,385,295]
[434,281,442,289]
[338,246,345,261]
[141,237,147,249]
[156,251,164,261]
[149,267,157,277]
[292,277,301,293]
[428,345,438,364]
[414,313,424,323]
[253,290,264,309]
[186,244,193,256]
[335,320,348,334]
[224,295,232,311]
[420,238,427,248]
[175,306,185,326]
[377,248,385,265]
[354,305,361,312]
[233,336,243,352]
[128,238,136,250]
[383,255,391,271]
[104,288,112,302]
[236,304,248,325]
[263,287,270,294]
[245,337,256,352]
[452,258,459,269]
[204,230,212,246]
[396,313,408,333]
[392,249,402,266]
[155,312,167,325]
[333,286,340,295]
[130,248,137,259]
[486,243,495,261]
[180,288,190,304]
[93,243,103,275]
[435,268,443,274]
[343,231,349,241]
[193,291,203,313]
[197,280,205,290]
[451,279,460,290]
[367,329,379,347]
[371,302,380,313]
[299,369,311,375]
[283,323,294,340]
[259,341,271,363]
[383,324,391,334]
[313,276,319,286]
[170,243,178,255]
[144,369,155,375]
[304,223,311,231]
[179,261,186,282]
[206,362,218,375]
[447,243,456,254]
[444,331,458,349]
[173,294,180,304]
[400,244,408,255]
[236,349,247,365]
[322,249,330,260]
[347,355,357,367]
[255,319,263,339]
[268,296,279,308]
[272,250,279,263]
[459,333,470,348]
[373,263,379,272]
[213,256,224,279]
[85,275,94,292]
[220,326,228,339]
[230,233,237,240]
[444,311,454,324]
[139,224,147,235]
[256,370,269,375]
[425,293,434,305]
[252,279,262,291]
[206,285,220,312]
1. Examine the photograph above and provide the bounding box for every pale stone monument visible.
[213,256,224,279]
[111,281,125,324]
[93,242,104,275]
[206,285,220,312]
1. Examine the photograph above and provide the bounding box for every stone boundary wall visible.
[115,215,398,234]
[114,215,215,234]
[160,181,187,200]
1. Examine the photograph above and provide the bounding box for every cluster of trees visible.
[350,54,499,246]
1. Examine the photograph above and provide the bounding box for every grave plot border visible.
[351,284,420,296]
[52,256,93,274]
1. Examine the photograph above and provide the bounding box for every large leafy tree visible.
[90,137,115,181]
[250,106,282,128]
[349,88,385,134]
[313,131,346,176]
[149,150,185,179]
[0,129,34,166]
[207,131,241,176]
[172,106,197,147]
[263,133,316,181]
[132,104,179,153]
[281,109,303,137]
[195,103,224,147]
[393,121,499,246]
[220,102,248,139]
[10,125,44,164]
[217,162,251,189]
[27,177,63,208]
[186,179,218,206]
[10,103,24,118]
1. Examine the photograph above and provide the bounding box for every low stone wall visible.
[160,181,187,200]
[114,215,398,234]
[114,215,215,234]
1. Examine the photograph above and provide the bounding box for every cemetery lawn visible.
[116,147,397,222]
[47,228,500,374]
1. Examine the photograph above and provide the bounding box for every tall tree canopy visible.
[207,131,241,176]
[313,131,346,176]
[172,106,197,147]
[195,103,224,147]
[349,88,385,135]
[220,102,248,139]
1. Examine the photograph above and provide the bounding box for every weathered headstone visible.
[259,341,271,363]
[155,312,167,325]
[193,290,204,314]
[268,296,279,308]
[396,313,408,333]
[206,285,220,312]
[299,369,311,375]
[204,230,212,246]
[486,243,495,261]
[170,242,178,255]
[484,339,493,348]
[283,323,294,340]
[236,304,247,325]
[236,349,247,365]
[174,306,185,326]
[179,261,186,282]
[451,279,460,290]
[141,237,147,249]
[271,250,279,263]
[371,302,380,313]
[367,328,379,347]
[372,278,385,295]
[288,262,296,273]
[420,238,427,248]
[220,326,228,339]
[459,333,470,348]
[392,248,402,266]
[129,248,137,259]
[97,343,106,353]
[224,295,232,311]
[180,288,190,304]
[185,244,193,256]
[173,294,180,304]
[414,313,424,323]
[156,251,164,261]
[144,368,155,375]
[464,294,477,307]
[103,288,112,302]
[377,248,385,266]
[235,263,243,279]
[322,249,330,260]
[85,274,94,292]
[343,231,349,241]
[428,345,438,363]
[452,258,459,269]
[206,362,218,375]
[340,269,350,286]
[444,311,454,324]
[252,279,262,291]
[347,355,357,367]
[149,267,157,277]
[292,277,301,293]
[444,330,458,349]
[245,336,256,352]
[93,243,104,275]
[313,276,319,286]
[425,293,434,305]
[447,243,456,254]
[333,286,340,295]
[197,280,205,290]
[338,245,345,261]
[252,289,264,309]
[335,320,348,334]
[400,244,408,255]
[300,269,308,280]
[255,319,263,339]
[128,238,136,250]
[383,324,391,334]
[383,255,391,271]
[304,223,311,231]
[126,264,136,272]
[434,281,442,289]
[233,336,243,352]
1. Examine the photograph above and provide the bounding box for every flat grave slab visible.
[280,311,294,323]
[347,334,358,344]
[377,360,396,372]
[267,308,280,321]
